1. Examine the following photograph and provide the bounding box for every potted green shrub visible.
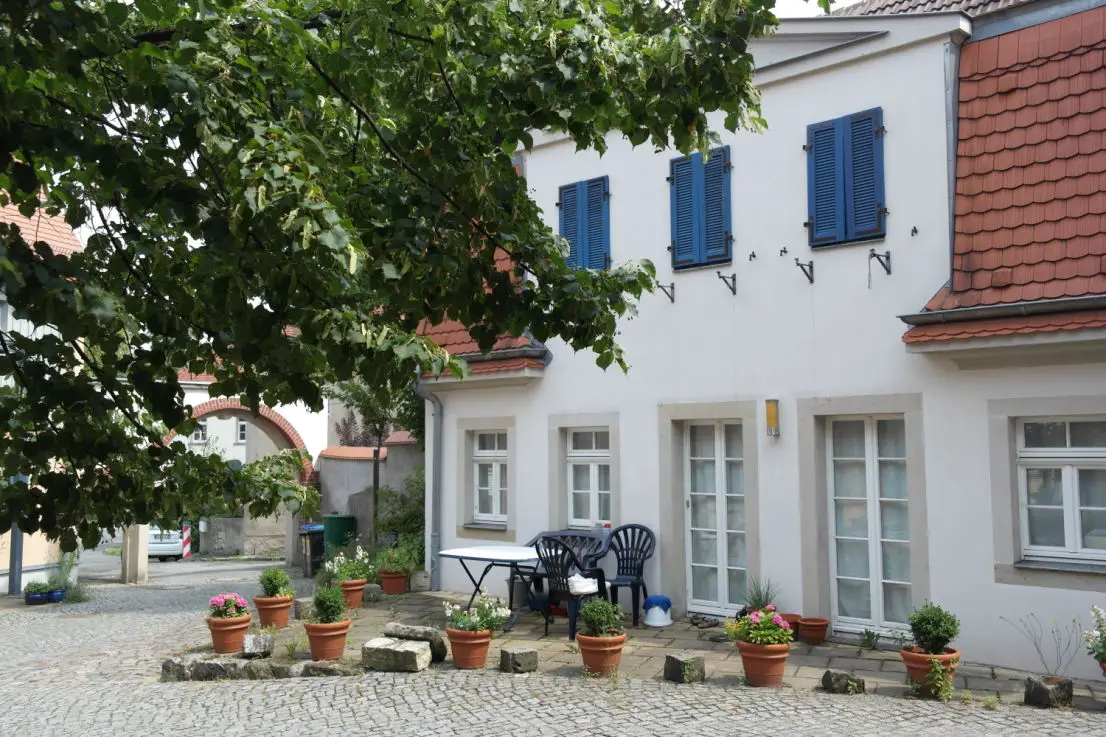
[725,604,794,687]
[254,567,295,629]
[576,598,627,677]
[303,585,351,660]
[900,602,960,700]
[444,595,511,669]
[206,593,252,653]
[24,581,50,605]
[324,546,375,610]
[375,546,412,595]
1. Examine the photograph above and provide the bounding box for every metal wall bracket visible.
[658,283,675,303]
[795,258,814,284]
[717,271,737,295]
[869,248,891,275]
[779,246,789,256]
[748,251,757,261]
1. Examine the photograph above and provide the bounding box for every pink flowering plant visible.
[725,606,794,646]
[208,592,249,619]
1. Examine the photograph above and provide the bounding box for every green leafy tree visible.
[328,379,413,536]
[0,0,804,547]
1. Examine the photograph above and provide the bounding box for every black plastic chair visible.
[533,536,607,640]
[511,529,610,602]
[606,524,656,627]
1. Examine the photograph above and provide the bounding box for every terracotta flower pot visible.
[254,595,294,629]
[736,641,791,687]
[379,571,408,595]
[577,632,628,677]
[304,619,352,661]
[207,613,251,654]
[780,612,802,629]
[339,579,367,610]
[900,646,960,697]
[797,617,830,646]
[447,628,493,669]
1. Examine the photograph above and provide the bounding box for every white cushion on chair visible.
[567,574,599,595]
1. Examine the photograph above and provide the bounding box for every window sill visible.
[1014,559,1106,576]
[994,560,1106,592]
[810,234,886,251]
[464,521,508,531]
[673,259,732,273]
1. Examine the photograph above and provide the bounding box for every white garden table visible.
[438,545,539,632]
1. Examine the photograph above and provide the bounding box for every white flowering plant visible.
[1084,605,1106,662]
[324,546,375,582]
[443,594,512,632]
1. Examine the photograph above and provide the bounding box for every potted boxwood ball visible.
[253,567,295,629]
[576,599,627,678]
[900,602,960,700]
[304,585,352,661]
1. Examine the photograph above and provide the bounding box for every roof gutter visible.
[456,345,551,364]
[899,294,1106,326]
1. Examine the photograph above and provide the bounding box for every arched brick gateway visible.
[165,398,314,479]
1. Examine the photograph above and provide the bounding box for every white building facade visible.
[423,8,1106,680]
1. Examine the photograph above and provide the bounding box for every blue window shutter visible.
[703,146,731,263]
[670,156,696,268]
[843,107,885,240]
[559,182,582,268]
[585,176,609,270]
[807,120,845,247]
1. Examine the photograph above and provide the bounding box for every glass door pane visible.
[831,420,870,620]
[831,416,911,630]
[687,425,721,608]
[724,423,745,607]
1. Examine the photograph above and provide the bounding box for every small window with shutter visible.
[558,176,610,270]
[806,108,885,248]
[669,146,732,269]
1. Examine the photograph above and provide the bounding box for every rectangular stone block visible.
[293,597,314,621]
[381,621,447,662]
[362,637,431,672]
[664,651,705,683]
[500,644,539,673]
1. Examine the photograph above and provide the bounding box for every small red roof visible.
[178,369,217,384]
[383,430,417,445]
[905,6,1106,343]
[0,204,82,257]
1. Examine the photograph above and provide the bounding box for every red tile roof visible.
[178,369,217,384]
[319,445,386,460]
[904,7,1106,343]
[383,430,417,445]
[904,308,1106,342]
[0,204,83,257]
[832,0,1028,17]
[419,320,535,356]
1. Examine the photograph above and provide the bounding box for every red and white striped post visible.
[181,524,192,558]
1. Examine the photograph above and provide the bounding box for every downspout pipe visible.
[414,376,444,590]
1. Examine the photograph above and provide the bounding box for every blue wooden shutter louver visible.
[670,156,696,268]
[585,176,609,270]
[843,108,885,240]
[703,146,731,263]
[807,120,845,247]
[559,183,581,268]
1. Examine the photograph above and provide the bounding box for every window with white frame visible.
[1017,418,1106,562]
[473,431,508,523]
[236,419,248,444]
[191,419,208,443]
[567,428,611,527]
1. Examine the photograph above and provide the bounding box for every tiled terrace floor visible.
[247,590,1106,711]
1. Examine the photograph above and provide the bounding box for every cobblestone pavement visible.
[3,569,1105,736]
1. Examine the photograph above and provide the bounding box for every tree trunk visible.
[371,434,382,546]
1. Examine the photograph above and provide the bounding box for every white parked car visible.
[148,526,185,561]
